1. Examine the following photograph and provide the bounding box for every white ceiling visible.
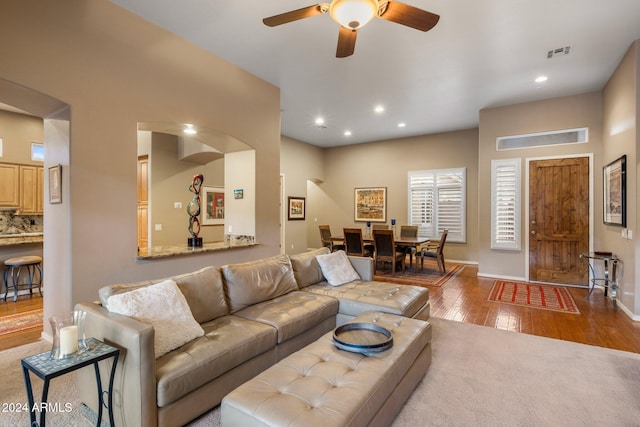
[111,0,640,147]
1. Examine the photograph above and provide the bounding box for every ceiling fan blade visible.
[263,4,327,27]
[378,1,440,32]
[336,26,357,58]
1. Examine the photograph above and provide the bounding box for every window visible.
[31,143,44,161]
[491,159,521,250]
[408,168,466,243]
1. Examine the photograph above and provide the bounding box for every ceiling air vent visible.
[496,127,588,151]
[547,46,571,59]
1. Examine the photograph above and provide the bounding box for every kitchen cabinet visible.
[19,165,44,214]
[0,163,44,214]
[137,156,148,248]
[0,163,20,207]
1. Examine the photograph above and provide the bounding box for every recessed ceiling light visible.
[315,117,325,126]
[183,124,197,135]
[344,130,352,137]
[535,75,548,83]
[374,105,385,114]
[398,122,406,128]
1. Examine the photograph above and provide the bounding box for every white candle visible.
[59,325,78,356]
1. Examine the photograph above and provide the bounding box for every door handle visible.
[531,230,536,235]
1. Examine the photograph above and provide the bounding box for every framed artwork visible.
[288,196,305,220]
[603,155,626,227]
[49,164,62,204]
[233,189,244,199]
[202,186,224,225]
[354,187,386,222]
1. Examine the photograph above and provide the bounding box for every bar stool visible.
[3,256,43,302]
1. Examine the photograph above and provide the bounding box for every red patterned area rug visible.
[488,281,580,314]
[374,260,464,287]
[0,309,43,336]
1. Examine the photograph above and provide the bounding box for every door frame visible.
[524,153,594,282]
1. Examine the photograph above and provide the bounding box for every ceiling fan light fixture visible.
[329,0,378,30]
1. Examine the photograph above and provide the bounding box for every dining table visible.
[330,235,430,268]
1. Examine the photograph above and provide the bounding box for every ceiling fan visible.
[263,0,440,58]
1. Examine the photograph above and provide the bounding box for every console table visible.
[21,337,119,427]
[579,252,618,300]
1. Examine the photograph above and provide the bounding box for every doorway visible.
[528,156,590,285]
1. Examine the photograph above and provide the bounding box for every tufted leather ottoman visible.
[221,311,432,427]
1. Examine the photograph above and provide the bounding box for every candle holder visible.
[50,310,88,359]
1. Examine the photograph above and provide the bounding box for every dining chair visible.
[343,228,373,257]
[418,229,448,273]
[399,225,419,267]
[319,225,344,252]
[372,224,389,230]
[373,229,405,274]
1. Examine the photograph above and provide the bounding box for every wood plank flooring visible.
[0,294,44,351]
[429,264,640,353]
[1,264,639,353]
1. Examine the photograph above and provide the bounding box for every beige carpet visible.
[2,319,639,426]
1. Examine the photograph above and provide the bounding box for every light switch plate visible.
[155,224,162,231]
[628,230,633,239]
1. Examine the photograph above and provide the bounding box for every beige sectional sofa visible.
[75,247,430,427]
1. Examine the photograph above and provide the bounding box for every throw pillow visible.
[316,250,360,286]
[106,279,204,358]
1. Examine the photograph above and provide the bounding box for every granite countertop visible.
[0,233,44,246]
[137,240,258,260]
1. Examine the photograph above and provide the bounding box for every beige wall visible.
[149,133,225,246]
[602,40,639,317]
[307,129,480,263]
[0,110,43,165]
[0,1,281,325]
[478,92,603,281]
[280,136,325,254]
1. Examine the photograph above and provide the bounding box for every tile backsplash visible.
[0,210,43,235]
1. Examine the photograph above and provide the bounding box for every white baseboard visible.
[616,300,640,321]
[477,272,527,282]
[41,331,53,343]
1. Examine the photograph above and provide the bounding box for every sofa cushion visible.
[105,279,205,358]
[98,266,228,324]
[316,250,360,286]
[222,255,299,313]
[233,291,338,343]
[289,247,330,288]
[303,280,429,318]
[155,315,277,407]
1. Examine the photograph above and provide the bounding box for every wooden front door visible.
[529,157,589,285]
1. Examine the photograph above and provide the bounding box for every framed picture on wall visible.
[49,164,62,204]
[354,187,386,222]
[603,155,626,227]
[288,196,305,220]
[202,186,224,225]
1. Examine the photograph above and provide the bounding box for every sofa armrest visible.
[348,256,374,281]
[75,302,157,427]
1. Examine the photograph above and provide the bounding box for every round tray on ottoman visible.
[333,322,393,356]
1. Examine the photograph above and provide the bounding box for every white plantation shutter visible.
[408,168,466,243]
[491,159,521,250]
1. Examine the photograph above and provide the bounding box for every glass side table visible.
[579,252,618,300]
[21,337,119,427]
